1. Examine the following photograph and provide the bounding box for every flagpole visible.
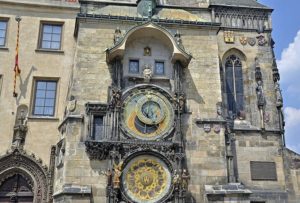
[13,16,21,98]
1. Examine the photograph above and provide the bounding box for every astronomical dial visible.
[121,155,172,203]
[121,89,174,140]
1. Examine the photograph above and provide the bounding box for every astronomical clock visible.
[120,88,175,140]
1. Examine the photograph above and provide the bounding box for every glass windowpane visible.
[43,33,52,41]
[42,41,51,49]
[53,26,62,34]
[43,25,52,33]
[52,34,61,42]
[0,30,5,38]
[35,98,45,107]
[46,91,55,99]
[155,62,164,75]
[0,21,7,29]
[51,42,60,49]
[0,38,4,46]
[129,60,139,73]
[33,80,57,116]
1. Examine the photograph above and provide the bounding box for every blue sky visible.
[260,0,300,153]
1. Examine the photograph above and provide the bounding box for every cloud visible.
[285,107,300,128]
[277,30,300,83]
[284,107,300,153]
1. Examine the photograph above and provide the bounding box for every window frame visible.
[91,114,104,140]
[0,18,9,47]
[128,59,140,74]
[31,78,59,117]
[154,60,165,76]
[38,21,64,51]
[224,54,244,117]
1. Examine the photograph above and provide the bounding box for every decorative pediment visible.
[106,22,192,67]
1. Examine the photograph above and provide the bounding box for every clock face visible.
[121,89,174,140]
[122,155,172,203]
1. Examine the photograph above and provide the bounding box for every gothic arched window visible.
[225,55,244,116]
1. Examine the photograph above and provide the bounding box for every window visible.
[155,61,165,75]
[32,80,57,116]
[129,60,139,74]
[0,20,8,47]
[92,116,104,140]
[225,55,244,116]
[39,23,62,50]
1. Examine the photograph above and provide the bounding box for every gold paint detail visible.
[224,31,235,43]
[123,157,171,202]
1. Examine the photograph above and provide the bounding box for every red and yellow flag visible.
[13,17,21,97]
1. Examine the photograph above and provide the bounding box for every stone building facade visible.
[1,0,300,203]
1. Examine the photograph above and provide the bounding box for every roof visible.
[210,0,271,9]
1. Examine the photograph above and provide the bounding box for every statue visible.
[275,82,283,107]
[113,162,123,189]
[101,169,113,186]
[113,27,122,44]
[143,64,152,81]
[110,88,122,108]
[173,170,180,189]
[181,169,190,191]
[256,80,265,108]
[178,94,185,112]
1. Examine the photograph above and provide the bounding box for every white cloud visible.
[277,30,300,83]
[284,107,300,153]
[285,107,300,128]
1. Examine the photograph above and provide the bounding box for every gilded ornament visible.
[122,156,171,203]
[224,31,235,43]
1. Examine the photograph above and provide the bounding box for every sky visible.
[259,0,300,153]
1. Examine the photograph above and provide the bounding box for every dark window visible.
[129,60,139,73]
[0,20,8,46]
[155,61,165,75]
[92,116,104,140]
[40,23,62,50]
[250,161,277,181]
[225,55,244,116]
[33,80,57,116]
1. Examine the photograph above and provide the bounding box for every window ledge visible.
[35,49,64,54]
[0,47,9,51]
[28,116,59,121]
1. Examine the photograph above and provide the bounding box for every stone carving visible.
[204,124,211,133]
[255,65,265,108]
[275,82,283,108]
[12,105,28,150]
[110,88,122,108]
[216,102,223,118]
[214,7,269,30]
[67,97,76,112]
[224,31,234,43]
[214,124,221,133]
[247,37,256,46]
[174,30,183,49]
[181,169,190,191]
[101,169,113,186]
[113,27,122,44]
[142,64,153,81]
[239,36,247,45]
[113,162,123,189]
[257,35,267,46]
[144,46,151,56]
[0,148,50,203]
[56,139,65,168]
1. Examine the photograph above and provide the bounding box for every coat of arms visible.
[240,36,247,45]
[257,35,267,46]
[247,37,256,46]
[224,31,234,43]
